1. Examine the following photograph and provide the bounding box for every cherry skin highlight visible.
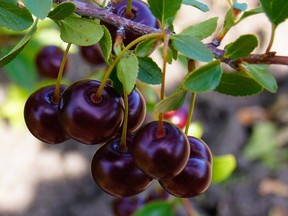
[131,121,190,180]
[159,136,212,198]
[91,136,153,197]
[36,45,67,78]
[58,79,124,144]
[24,85,69,144]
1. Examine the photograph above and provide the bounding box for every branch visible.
[53,0,161,35]
[53,0,288,67]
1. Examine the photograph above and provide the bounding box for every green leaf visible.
[148,0,182,23]
[0,20,37,67]
[135,39,160,57]
[238,7,264,23]
[223,8,235,32]
[183,60,222,92]
[260,0,288,26]
[242,121,278,167]
[117,51,139,94]
[23,0,52,20]
[48,2,75,20]
[138,57,162,85]
[224,34,258,60]
[182,0,209,12]
[154,89,187,114]
[171,35,213,62]
[59,16,104,46]
[241,63,278,93]
[133,201,174,216]
[215,72,263,96]
[3,40,38,91]
[0,0,33,31]
[98,25,112,63]
[212,154,237,183]
[180,17,218,40]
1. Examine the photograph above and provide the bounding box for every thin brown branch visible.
[53,0,161,35]
[53,0,288,67]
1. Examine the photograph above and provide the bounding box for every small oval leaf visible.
[183,60,222,92]
[0,0,33,31]
[241,63,278,93]
[225,34,258,60]
[48,2,75,20]
[215,72,263,96]
[59,16,104,46]
[117,51,139,94]
[23,0,52,20]
[138,57,162,85]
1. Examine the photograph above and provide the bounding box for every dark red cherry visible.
[101,0,160,47]
[24,85,69,144]
[91,137,153,197]
[131,121,190,180]
[159,136,212,198]
[58,80,124,144]
[126,88,146,132]
[80,43,106,65]
[163,106,189,129]
[36,45,67,78]
[112,196,145,216]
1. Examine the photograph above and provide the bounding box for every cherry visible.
[80,43,106,65]
[144,188,170,203]
[112,196,145,216]
[91,136,153,197]
[58,79,124,144]
[131,121,190,179]
[101,0,160,48]
[159,136,212,198]
[35,45,67,78]
[126,88,146,133]
[24,85,70,144]
[163,106,189,129]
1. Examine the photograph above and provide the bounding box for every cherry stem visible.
[157,33,170,137]
[119,87,129,152]
[265,23,276,53]
[124,0,134,19]
[181,198,195,216]
[184,59,197,135]
[53,42,71,104]
[95,32,163,98]
[184,92,197,135]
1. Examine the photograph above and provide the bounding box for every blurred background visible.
[1,0,288,215]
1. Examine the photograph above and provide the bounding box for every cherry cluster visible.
[24,0,213,199]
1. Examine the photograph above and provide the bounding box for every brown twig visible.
[53,0,288,68]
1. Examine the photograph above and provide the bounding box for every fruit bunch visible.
[24,0,213,200]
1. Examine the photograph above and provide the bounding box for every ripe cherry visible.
[163,106,189,129]
[24,85,70,144]
[131,121,190,180]
[101,0,160,48]
[91,136,153,197]
[58,79,124,144]
[36,45,67,78]
[159,136,212,198]
[112,196,145,216]
[80,43,106,65]
[126,88,146,133]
